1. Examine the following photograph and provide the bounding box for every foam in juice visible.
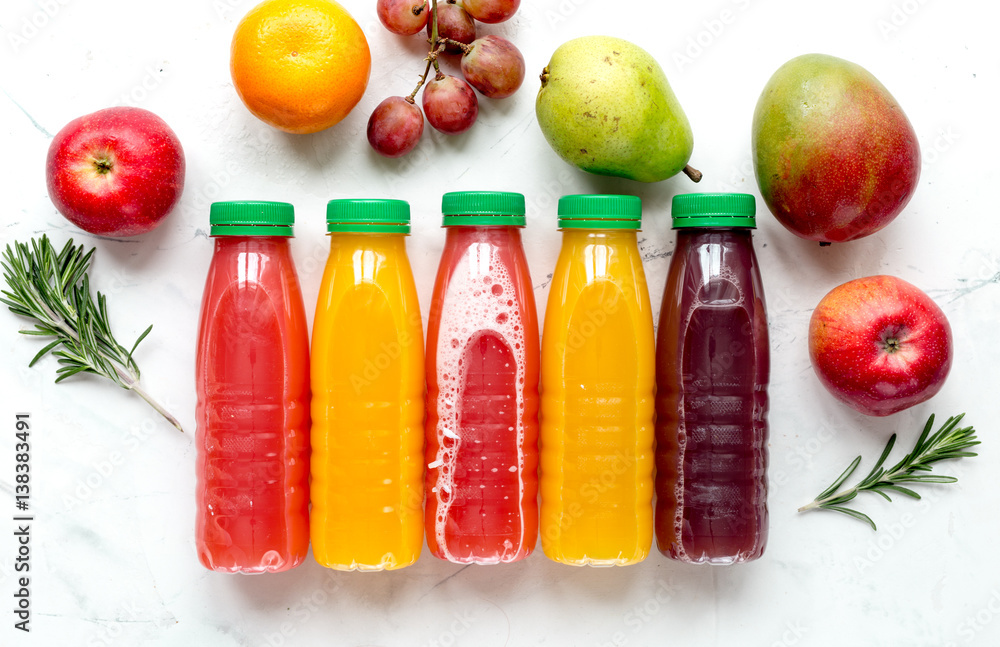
[425,192,539,564]
[655,193,770,565]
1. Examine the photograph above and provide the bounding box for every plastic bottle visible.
[195,201,310,573]
[540,194,655,567]
[424,191,539,564]
[310,199,425,571]
[655,193,770,564]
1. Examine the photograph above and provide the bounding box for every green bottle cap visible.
[557,194,642,230]
[326,199,410,234]
[210,201,294,236]
[441,191,526,227]
[671,193,756,228]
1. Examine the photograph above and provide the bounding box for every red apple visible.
[46,107,185,237]
[808,275,952,417]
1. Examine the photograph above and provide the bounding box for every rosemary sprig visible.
[1,235,183,432]
[798,414,978,530]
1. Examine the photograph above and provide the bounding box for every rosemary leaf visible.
[824,505,877,531]
[1,235,183,432]
[816,455,862,501]
[798,414,978,529]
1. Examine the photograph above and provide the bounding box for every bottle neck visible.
[213,235,292,253]
[561,228,638,244]
[329,231,408,248]
[673,228,756,262]
[444,224,524,246]
[676,227,753,238]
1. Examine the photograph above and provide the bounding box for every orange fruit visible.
[231,0,371,134]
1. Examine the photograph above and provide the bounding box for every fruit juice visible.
[540,195,655,567]
[655,193,770,564]
[195,201,310,573]
[425,191,539,564]
[310,200,424,571]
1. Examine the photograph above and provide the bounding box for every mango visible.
[752,53,920,243]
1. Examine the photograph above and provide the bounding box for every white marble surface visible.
[2,0,998,645]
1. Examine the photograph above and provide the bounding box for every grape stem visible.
[447,38,473,55]
[430,0,440,73]
[408,42,447,102]
[407,0,445,102]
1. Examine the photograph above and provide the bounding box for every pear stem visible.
[682,164,703,183]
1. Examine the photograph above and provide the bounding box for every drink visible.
[195,201,310,573]
[655,193,770,564]
[540,195,655,567]
[310,199,425,571]
[425,191,539,564]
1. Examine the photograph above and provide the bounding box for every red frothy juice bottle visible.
[195,201,311,573]
[425,191,539,564]
[655,193,770,564]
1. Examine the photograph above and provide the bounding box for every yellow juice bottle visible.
[310,199,424,570]
[540,195,655,566]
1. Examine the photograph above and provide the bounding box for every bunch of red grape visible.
[368,0,526,157]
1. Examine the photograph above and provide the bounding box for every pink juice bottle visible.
[195,201,311,573]
[425,191,540,564]
[654,193,770,564]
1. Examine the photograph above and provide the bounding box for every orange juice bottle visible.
[310,199,425,571]
[539,195,655,566]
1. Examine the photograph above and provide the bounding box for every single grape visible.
[367,96,424,157]
[377,0,429,36]
[460,35,525,99]
[463,0,519,23]
[428,0,476,54]
[422,74,478,134]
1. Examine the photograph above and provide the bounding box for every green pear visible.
[536,36,698,183]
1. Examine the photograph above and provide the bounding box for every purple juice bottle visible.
[654,193,770,564]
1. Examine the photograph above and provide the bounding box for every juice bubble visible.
[429,242,529,563]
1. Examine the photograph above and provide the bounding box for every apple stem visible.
[683,164,703,183]
[879,326,905,354]
[93,155,114,175]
